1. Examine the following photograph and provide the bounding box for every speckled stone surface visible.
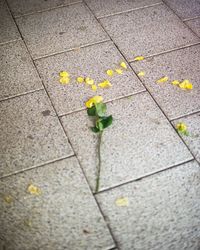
[0,90,73,177]
[16,3,109,59]
[0,157,115,250]
[100,4,199,61]
[185,18,200,37]
[172,113,200,163]
[85,0,161,18]
[35,41,144,116]
[7,0,82,17]
[0,40,43,101]
[164,0,200,20]
[96,160,200,250]
[0,0,20,44]
[61,92,192,192]
[130,44,200,120]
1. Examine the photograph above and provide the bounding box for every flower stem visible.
[95,131,103,193]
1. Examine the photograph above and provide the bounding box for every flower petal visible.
[120,61,127,69]
[91,85,97,91]
[156,76,168,83]
[134,56,144,61]
[85,96,103,108]
[137,71,145,77]
[76,77,84,83]
[115,68,123,75]
[27,184,42,195]
[106,69,114,76]
[4,195,13,204]
[171,80,180,85]
[59,77,70,84]
[98,80,112,88]
[85,77,94,85]
[115,197,129,207]
[59,71,69,77]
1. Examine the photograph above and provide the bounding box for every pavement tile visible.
[130,44,200,120]
[61,92,192,192]
[0,157,114,250]
[100,4,199,61]
[0,0,20,44]
[172,113,200,163]
[35,41,144,116]
[7,0,82,17]
[185,18,200,37]
[0,90,73,177]
[85,0,161,18]
[16,3,109,59]
[96,160,200,250]
[164,0,200,20]
[0,40,43,101]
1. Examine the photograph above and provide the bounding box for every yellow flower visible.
[171,80,180,85]
[179,80,193,90]
[134,56,144,61]
[27,184,42,195]
[4,195,13,204]
[176,122,189,136]
[120,61,127,69]
[85,96,103,108]
[156,76,169,83]
[59,71,69,77]
[85,77,94,85]
[59,77,70,84]
[115,68,123,74]
[76,77,84,83]
[106,69,114,76]
[137,71,145,77]
[91,85,97,91]
[98,80,112,88]
[115,197,129,207]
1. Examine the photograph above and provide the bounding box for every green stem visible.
[95,131,103,193]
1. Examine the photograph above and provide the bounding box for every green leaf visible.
[91,126,100,133]
[95,103,107,117]
[101,115,113,129]
[87,106,96,116]
[96,119,104,131]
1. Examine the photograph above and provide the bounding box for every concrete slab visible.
[100,4,199,61]
[96,160,200,250]
[0,90,73,177]
[16,3,109,59]
[130,44,200,120]
[35,41,144,116]
[0,40,43,101]
[0,157,114,250]
[185,18,200,37]
[61,92,192,192]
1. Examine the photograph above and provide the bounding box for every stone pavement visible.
[0,0,200,249]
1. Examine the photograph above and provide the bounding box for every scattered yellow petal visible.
[179,79,193,90]
[106,69,114,76]
[91,85,97,91]
[171,80,180,85]
[115,197,129,207]
[98,80,112,88]
[24,219,32,227]
[59,77,70,84]
[156,76,169,83]
[115,68,123,75]
[4,195,13,204]
[134,56,144,61]
[59,71,69,77]
[76,77,84,83]
[120,61,127,69]
[27,184,41,195]
[85,77,94,85]
[137,71,145,77]
[85,96,103,108]
[186,83,193,89]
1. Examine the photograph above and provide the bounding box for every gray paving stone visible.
[61,92,192,192]
[172,113,200,163]
[164,0,200,20]
[7,0,82,17]
[130,44,200,120]
[0,157,115,250]
[35,41,144,116]
[185,18,200,37]
[100,4,199,61]
[16,3,109,59]
[0,0,20,44]
[0,40,43,101]
[96,160,200,250]
[85,0,161,18]
[0,90,73,177]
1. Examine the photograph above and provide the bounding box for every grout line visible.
[0,155,75,180]
[170,110,200,122]
[0,88,44,103]
[33,39,111,61]
[183,16,200,22]
[97,2,163,19]
[0,38,22,47]
[9,1,82,19]
[128,42,200,62]
[95,159,195,195]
